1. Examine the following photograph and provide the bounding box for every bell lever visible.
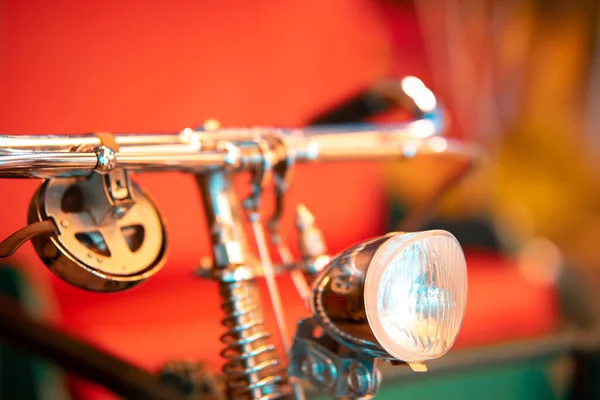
[81,168,136,225]
[89,134,135,224]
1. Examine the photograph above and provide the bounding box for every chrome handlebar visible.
[0,76,477,179]
[0,120,476,178]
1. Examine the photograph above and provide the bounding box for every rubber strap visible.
[0,220,57,258]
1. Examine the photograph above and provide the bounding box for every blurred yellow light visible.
[517,237,562,286]
[203,118,221,131]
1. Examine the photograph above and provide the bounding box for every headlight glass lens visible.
[364,230,467,362]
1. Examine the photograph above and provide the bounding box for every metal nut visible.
[303,348,336,389]
[346,363,370,396]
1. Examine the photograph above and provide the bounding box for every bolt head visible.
[112,206,128,219]
[95,146,117,173]
[302,350,336,389]
[347,364,370,396]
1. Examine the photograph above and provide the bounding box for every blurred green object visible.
[313,357,571,400]
[376,360,567,400]
[0,265,71,400]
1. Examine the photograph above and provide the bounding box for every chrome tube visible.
[0,146,237,177]
[0,119,477,178]
[0,76,477,178]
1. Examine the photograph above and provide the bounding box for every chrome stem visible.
[197,172,291,399]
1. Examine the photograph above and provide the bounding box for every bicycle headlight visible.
[311,230,467,363]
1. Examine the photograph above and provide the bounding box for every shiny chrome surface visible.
[312,235,394,359]
[288,318,381,399]
[0,130,476,181]
[197,172,256,269]
[311,231,468,363]
[197,171,291,400]
[0,112,477,180]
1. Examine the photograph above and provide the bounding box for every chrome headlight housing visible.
[311,230,467,363]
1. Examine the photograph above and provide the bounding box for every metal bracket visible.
[289,318,381,399]
[242,138,273,215]
[295,204,330,275]
[81,169,136,225]
[241,133,294,219]
[267,134,295,243]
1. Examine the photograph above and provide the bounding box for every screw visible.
[112,206,127,219]
[302,354,334,388]
[332,275,353,294]
[94,146,117,173]
[311,360,328,385]
[60,220,70,228]
[347,364,370,396]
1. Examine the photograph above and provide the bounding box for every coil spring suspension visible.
[219,278,290,400]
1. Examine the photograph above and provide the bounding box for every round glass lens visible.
[365,230,467,362]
